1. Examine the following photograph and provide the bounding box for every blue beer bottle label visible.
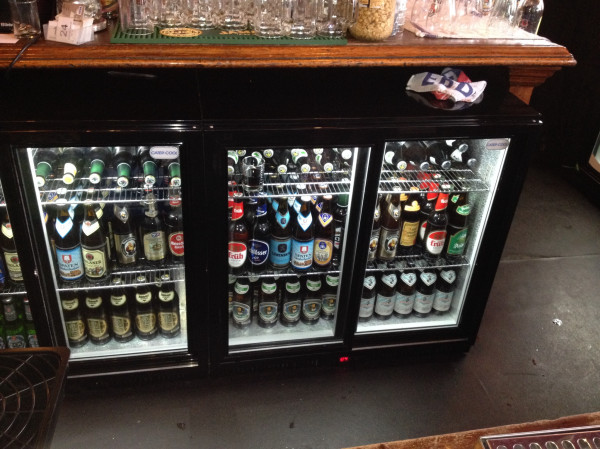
[291,238,314,270]
[249,240,270,266]
[56,246,84,281]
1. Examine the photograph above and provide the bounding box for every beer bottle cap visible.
[116,162,131,187]
[89,159,105,184]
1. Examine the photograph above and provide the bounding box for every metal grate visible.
[379,166,490,194]
[0,348,70,449]
[365,255,470,273]
[480,426,600,449]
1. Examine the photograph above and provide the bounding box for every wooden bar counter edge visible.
[0,24,576,105]
[343,411,600,449]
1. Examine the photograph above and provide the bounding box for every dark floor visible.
[51,161,600,449]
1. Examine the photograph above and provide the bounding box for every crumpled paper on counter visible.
[406,67,487,103]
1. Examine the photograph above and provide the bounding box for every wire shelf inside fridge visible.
[378,167,489,194]
[0,284,28,297]
[229,170,352,199]
[365,256,470,273]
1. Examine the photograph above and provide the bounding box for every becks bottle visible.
[443,191,471,262]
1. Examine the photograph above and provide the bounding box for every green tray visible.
[110,23,347,45]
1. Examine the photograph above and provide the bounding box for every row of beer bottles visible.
[0,296,38,349]
[360,266,459,321]
[228,147,353,183]
[51,191,183,283]
[230,272,339,328]
[369,182,472,264]
[34,147,181,189]
[383,140,478,172]
[228,193,348,274]
[60,273,181,347]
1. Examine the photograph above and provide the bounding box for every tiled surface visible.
[50,163,600,449]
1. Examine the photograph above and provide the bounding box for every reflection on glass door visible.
[226,147,361,347]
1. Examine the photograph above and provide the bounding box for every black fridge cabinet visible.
[0,67,542,377]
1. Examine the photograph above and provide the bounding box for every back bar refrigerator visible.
[202,68,542,371]
[0,70,207,377]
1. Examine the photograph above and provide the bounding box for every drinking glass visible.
[216,0,248,29]
[241,156,265,194]
[486,0,518,36]
[287,0,317,39]
[410,0,455,36]
[119,0,154,35]
[187,0,217,28]
[160,0,188,27]
[8,0,41,38]
[316,0,356,38]
[255,0,285,37]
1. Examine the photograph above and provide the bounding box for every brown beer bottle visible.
[231,278,252,328]
[423,189,450,262]
[432,268,457,315]
[367,195,382,267]
[112,204,139,267]
[1,212,23,284]
[290,196,314,272]
[313,195,335,270]
[417,186,438,246]
[54,204,85,282]
[321,274,339,320]
[301,275,322,325]
[157,273,181,337]
[257,277,279,328]
[376,190,402,263]
[413,267,437,318]
[84,289,111,345]
[393,264,417,318]
[228,199,249,274]
[358,275,377,322]
[80,203,110,282]
[165,188,185,264]
[398,191,421,256]
[280,275,302,326]
[134,273,158,340]
[109,276,135,343]
[374,272,397,320]
[61,291,88,348]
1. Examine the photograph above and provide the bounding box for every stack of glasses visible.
[118,0,359,39]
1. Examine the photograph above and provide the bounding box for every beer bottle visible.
[359,275,377,322]
[443,191,471,262]
[1,213,23,284]
[165,189,185,264]
[227,151,239,183]
[22,298,39,347]
[280,275,302,326]
[228,198,248,274]
[88,147,112,184]
[84,290,111,345]
[248,198,270,273]
[109,276,134,343]
[0,256,5,292]
[54,204,85,282]
[316,149,340,174]
[0,315,5,349]
[60,291,88,348]
[157,273,181,338]
[376,191,401,263]
[425,141,452,170]
[367,195,382,266]
[291,148,312,176]
[34,148,59,187]
[257,277,279,328]
[269,197,292,269]
[332,194,348,268]
[321,273,339,320]
[413,268,437,317]
[393,264,417,318]
[112,204,138,267]
[244,197,258,229]
[134,273,158,340]
[313,195,335,270]
[166,158,181,187]
[138,147,158,187]
[374,272,397,320]
[93,200,114,263]
[398,191,421,256]
[291,196,314,272]
[432,268,457,315]
[383,142,407,171]
[335,148,354,170]
[401,141,429,171]
[417,186,439,245]
[451,145,478,169]
[228,274,237,316]
[140,193,167,265]
[2,297,27,348]
[231,278,252,328]
[272,150,290,182]
[112,147,136,188]
[423,190,450,262]
[60,147,85,185]
[248,273,260,315]
[80,203,110,282]
[301,275,322,325]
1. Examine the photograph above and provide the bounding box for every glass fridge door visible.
[25,146,187,360]
[1,181,39,349]
[355,138,508,333]
[227,147,360,348]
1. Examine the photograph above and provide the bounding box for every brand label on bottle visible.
[232,301,251,325]
[169,231,184,256]
[63,162,78,180]
[259,301,278,324]
[82,248,107,279]
[282,300,301,322]
[413,291,434,314]
[269,236,291,267]
[302,298,321,320]
[456,205,471,216]
[55,218,73,238]
[297,213,312,231]
[440,269,457,284]
[291,239,314,270]
[3,250,22,282]
[7,334,27,349]
[363,276,376,290]
[425,230,447,255]
[54,247,83,281]
[419,270,437,286]
[368,228,379,261]
[159,312,179,332]
[381,273,397,288]
[318,213,333,227]
[375,293,394,316]
[286,282,301,294]
[3,303,17,321]
[87,318,108,339]
[399,220,420,247]
[27,333,39,348]
[400,272,417,287]
[115,233,137,264]
[446,228,468,256]
[359,294,375,318]
[112,316,132,337]
[321,294,336,317]
[234,282,250,295]
[306,279,321,292]
[249,239,269,266]
[433,290,454,312]
[313,238,333,266]
[111,294,127,307]
[143,231,166,261]
[136,313,157,333]
[377,226,399,261]
[394,292,416,315]
[65,320,87,343]
[136,291,153,304]
[228,241,247,268]
[85,296,103,308]
[81,220,100,236]
[388,203,401,220]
